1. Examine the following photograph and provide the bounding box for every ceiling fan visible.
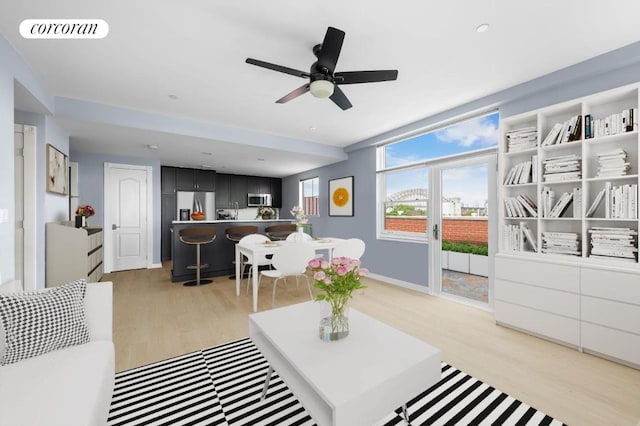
[246,26,398,110]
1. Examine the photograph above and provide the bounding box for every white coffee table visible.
[249,301,441,426]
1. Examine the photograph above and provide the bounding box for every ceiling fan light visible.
[310,80,334,98]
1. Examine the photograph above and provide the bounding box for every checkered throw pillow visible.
[0,279,90,365]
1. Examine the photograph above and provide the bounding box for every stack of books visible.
[589,227,638,262]
[540,115,582,146]
[541,232,581,256]
[503,157,537,184]
[506,127,537,152]
[596,149,630,177]
[543,154,581,182]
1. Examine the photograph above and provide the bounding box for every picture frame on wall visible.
[46,144,68,195]
[328,176,354,217]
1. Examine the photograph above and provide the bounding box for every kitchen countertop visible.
[172,219,294,224]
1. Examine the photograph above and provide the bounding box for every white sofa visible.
[0,281,115,426]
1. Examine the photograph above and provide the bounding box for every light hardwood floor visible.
[110,264,640,426]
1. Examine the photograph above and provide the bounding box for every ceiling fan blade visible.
[334,70,398,85]
[329,86,352,110]
[246,58,310,79]
[317,27,345,74]
[276,84,310,104]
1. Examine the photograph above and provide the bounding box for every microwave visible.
[248,193,272,207]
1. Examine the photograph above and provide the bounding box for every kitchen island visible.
[170,219,293,282]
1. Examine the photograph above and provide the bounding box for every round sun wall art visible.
[328,176,354,216]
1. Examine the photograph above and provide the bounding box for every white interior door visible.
[14,127,24,286]
[108,164,149,271]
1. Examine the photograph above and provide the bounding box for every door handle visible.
[112,224,120,230]
[433,224,439,240]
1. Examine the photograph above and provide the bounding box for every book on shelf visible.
[506,127,537,152]
[541,231,581,256]
[585,108,637,138]
[522,225,538,252]
[541,123,562,146]
[548,191,574,218]
[589,227,638,261]
[585,188,606,218]
[572,187,582,217]
[596,149,629,177]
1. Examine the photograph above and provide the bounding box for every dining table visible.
[235,237,344,312]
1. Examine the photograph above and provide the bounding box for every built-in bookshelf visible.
[500,84,639,265]
[496,84,640,369]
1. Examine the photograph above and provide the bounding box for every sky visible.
[384,113,498,206]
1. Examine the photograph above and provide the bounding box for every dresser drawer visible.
[581,296,640,335]
[495,300,580,346]
[495,256,579,292]
[496,279,579,318]
[580,267,640,304]
[582,322,640,367]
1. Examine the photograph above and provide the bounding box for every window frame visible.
[376,110,499,243]
[299,176,320,217]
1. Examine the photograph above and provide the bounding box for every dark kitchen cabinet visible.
[161,167,176,194]
[216,174,248,209]
[176,168,216,191]
[215,174,231,208]
[270,177,282,208]
[230,174,248,208]
[247,176,270,194]
[161,193,176,261]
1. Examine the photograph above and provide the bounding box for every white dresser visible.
[46,222,104,287]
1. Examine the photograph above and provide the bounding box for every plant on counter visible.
[290,205,307,224]
[256,205,275,220]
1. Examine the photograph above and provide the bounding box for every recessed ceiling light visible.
[168,94,178,100]
[201,152,213,156]
[476,23,489,33]
[257,158,265,161]
[147,144,159,150]
[201,165,214,169]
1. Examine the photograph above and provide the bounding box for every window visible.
[377,112,499,241]
[299,177,319,216]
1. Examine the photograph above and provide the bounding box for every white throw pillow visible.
[0,279,90,365]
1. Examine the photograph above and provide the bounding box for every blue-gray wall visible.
[284,42,640,288]
[69,152,162,265]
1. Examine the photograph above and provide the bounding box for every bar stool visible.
[179,227,217,287]
[265,224,296,241]
[225,225,258,279]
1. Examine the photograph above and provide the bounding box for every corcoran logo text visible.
[19,19,109,39]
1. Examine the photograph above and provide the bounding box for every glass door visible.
[429,153,497,307]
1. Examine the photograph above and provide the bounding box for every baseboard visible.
[150,263,162,269]
[366,272,429,294]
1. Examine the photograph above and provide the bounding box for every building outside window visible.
[300,177,319,216]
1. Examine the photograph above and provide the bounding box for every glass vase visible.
[319,299,349,341]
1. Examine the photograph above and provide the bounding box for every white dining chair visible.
[332,238,366,260]
[286,232,325,258]
[259,243,315,307]
[239,233,272,293]
[285,231,312,242]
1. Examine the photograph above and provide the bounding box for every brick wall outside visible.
[385,216,488,245]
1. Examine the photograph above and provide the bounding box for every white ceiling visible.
[3,1,640,177]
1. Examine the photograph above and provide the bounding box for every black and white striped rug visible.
[109,338,565,426]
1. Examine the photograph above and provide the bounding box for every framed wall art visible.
[46,144,68,195]
[328,176,354,217]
